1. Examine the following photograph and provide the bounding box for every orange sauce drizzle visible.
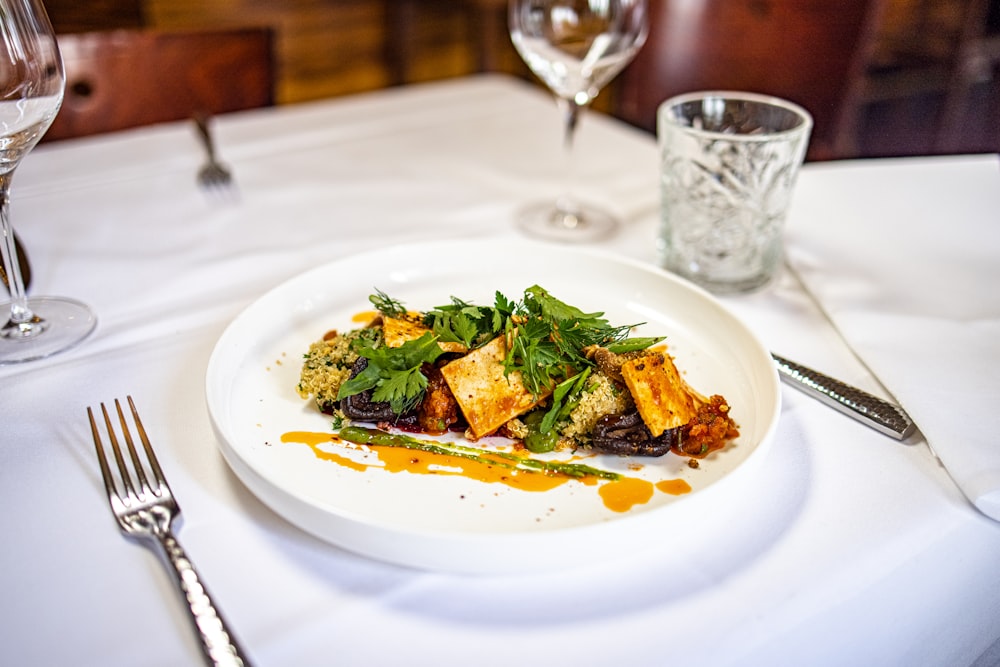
[599,477,655,512]
[351,310,378,324]
[656,478,693,495]
[282,431,569,492]
[281,431,691,512]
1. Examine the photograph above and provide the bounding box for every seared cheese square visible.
[439,336,547,438]
[382,316,467,354]
[620,352,697,437]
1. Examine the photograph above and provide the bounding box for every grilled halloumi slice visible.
[620,352,698,438]
[382,316,468,354]
[439,336,548,438]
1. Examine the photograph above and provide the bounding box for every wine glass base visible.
[515,201,618,243]
[0,296,97,365]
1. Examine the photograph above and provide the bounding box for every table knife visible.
[772,353,916,440]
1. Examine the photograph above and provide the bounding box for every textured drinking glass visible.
[657,91,812,294]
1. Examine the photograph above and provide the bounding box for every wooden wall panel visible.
[45,0,144,33]
[140,0,491,104]
[48,0,990,156]
[44,0,531,105]
[145,0,384,103]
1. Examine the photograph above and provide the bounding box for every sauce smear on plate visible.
[282,429,690,512]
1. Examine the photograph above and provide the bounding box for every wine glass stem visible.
[0,172,42,338]
[556,97,585,222]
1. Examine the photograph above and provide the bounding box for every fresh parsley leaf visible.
[427,310,479,347]
[371,367,429,414]
[518,315,551,342]
[336,332,445,415]
[363,332,443,370]
[427,313,463,345]
[424,296,499,349]
[451,312,478,346]
[335,360,381,400]
[493,291,518,320]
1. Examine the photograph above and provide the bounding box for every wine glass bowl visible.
[0,0,96,364]
[510,0,648,242]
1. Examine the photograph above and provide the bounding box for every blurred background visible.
[43,0,1000,160]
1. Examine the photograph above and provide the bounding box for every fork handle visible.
[153,531,253,667]
[193,113,219,161]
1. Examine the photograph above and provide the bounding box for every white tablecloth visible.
[2,75,999,667]
[785,156,1000,519]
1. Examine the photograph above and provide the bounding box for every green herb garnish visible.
[539,368,591,434]
[336,332,444,414]
[369,288,407,318]
[502,285,656,397]
[423,296,498,349]
[345,285,664,416]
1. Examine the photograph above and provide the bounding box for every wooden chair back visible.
[45,27,274,142]
[613,0,884,160]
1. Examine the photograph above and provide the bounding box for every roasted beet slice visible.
[340,357,396,422]
[591,411,679,456]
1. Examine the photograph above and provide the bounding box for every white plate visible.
[206,240,780,573]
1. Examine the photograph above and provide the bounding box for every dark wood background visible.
[43,0,1000,158]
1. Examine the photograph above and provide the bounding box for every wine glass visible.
[510,0,648,242]
[0,0,95,364]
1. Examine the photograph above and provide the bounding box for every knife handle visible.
[772,354,916,440]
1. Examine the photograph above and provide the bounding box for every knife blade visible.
[772,353,916,440]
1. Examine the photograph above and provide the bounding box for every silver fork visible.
[193,113,234,191]
[87,396,252,667]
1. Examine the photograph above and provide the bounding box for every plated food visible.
[297,285,739,463]
[206,240,780,572]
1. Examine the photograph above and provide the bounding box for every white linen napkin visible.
[784,155,1000,520]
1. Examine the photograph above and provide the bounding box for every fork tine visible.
[99,401,141,501]
[114,397,153,495]
[125,395,169,494]
[87,406,120,502]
